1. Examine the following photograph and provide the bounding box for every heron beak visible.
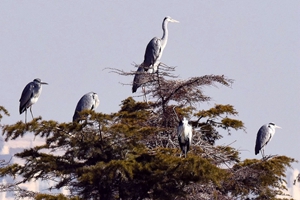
[41,82,48,85]
[171,19,179,23]
[275,125,282,129]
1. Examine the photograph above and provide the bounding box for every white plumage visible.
[177,117,193,158]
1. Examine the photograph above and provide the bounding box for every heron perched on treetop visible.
[132,16,179,93]
[178,117,193,158]
[141,16,179,73]
[255,122,281,158]
[19,78,48,123]
[73,92,100,122]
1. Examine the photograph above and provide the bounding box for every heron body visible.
[255,122,281,157]
[142,16,179,72]
[19,78,48,123]
[73,92,100,122]
[177,117,193,158]
[143,38,161,73]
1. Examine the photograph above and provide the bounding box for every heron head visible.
[269,122,281,129]
[182,117,189,124]
[164,16,179,23]
[34,78,48,85]
[179,117,188,127]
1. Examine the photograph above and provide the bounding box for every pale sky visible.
[0,1,299,198]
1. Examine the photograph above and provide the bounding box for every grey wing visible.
[143,37,161,70]
[19,83,34,114]
[132,66,146,93]
[177,125,183,138]
[177,125,184,149]
[255,125,272,155]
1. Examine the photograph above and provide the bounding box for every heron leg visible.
[142,86,148,104]
[25,109,27,123]
[261,148,265,159]
[30,106,34,120]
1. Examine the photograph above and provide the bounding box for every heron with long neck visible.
[19,78,48,123]
[255,122,281,158]
[132,16,179,94]
[142,16,179,73]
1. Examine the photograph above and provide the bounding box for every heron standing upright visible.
[142,16,179,73]
[73,92,100,122]
[255,122,281,158]
[19,78,48,123]
[178,117,193,158]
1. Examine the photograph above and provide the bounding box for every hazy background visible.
[0,1,299,198]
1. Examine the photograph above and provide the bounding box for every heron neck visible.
[161,20,169,48]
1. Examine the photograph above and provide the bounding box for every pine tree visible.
[0,64,295,199]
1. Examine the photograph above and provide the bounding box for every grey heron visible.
[255,122,281,158]
[178,117,193,158]
[73,92,100,122]
[19,78,48,123]
[141,16,179,72]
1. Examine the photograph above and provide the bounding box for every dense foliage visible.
[0,65,295,199]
